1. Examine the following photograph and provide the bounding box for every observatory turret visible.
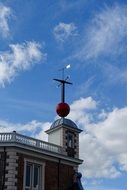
[46,117,82,158]
[45,75,82,158]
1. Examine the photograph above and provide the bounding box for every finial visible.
[54,65,72,117]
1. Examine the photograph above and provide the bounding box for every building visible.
[0,78,84,190]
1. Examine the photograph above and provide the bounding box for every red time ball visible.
[56,102,70,117]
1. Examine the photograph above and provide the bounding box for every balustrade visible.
[0,132,63,154]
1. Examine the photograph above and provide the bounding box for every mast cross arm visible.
[53,78,72,103]
[53,79,72,85]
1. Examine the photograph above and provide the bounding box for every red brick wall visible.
[17,153,74,190]
[45,160,74,190]
[0,152,5,190]
[45,161,58,190]
[17,154,24,190]
[60,163,74,189]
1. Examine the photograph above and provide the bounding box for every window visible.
[67,132,74,148]
[24,160,45,190]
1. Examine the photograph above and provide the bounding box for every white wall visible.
[48,128,63,146]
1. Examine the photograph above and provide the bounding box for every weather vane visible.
[54,64,72,118]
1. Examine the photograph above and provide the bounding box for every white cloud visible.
[0,119,50,141]
[0,41,46,87]
[54,96,127,179]
[101,64,127,85]
[69,97,127,179]
[76,4,127,60]
[0,4,12,38]
[53,22,77,42]
[59,0,87,13]
[71,97,96,111]
[69,97,97,125]
[79,133,120,178]
[35,122,51,141]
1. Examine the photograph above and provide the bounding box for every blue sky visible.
[0,0,127,189]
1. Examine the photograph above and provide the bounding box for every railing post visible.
[36,140,40,148]
[12,131,16,142]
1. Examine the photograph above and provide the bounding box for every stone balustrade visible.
[0,132,64,154]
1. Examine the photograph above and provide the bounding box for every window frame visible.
[23,158,45,190]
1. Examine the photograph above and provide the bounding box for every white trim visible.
[23,158,45,190]
[46,125,82,134]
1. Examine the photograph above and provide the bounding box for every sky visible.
[0,0,127,189]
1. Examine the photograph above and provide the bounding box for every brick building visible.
[0,77,84,190]
[0,117,84,190]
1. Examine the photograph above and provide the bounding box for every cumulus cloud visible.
[89,108,127,171]
[0,4,12,38]
[0,41,46,87]
[53,22,77,42]
[71,97,96,111]
[69,97,127,179]
[79,133,120,179]
[76,4,127,60]
[69,97,97,125]
[0,119,50,141]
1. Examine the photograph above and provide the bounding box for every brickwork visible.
[59,163,74,190]
[0,152,6,190]
[17,154,24,190]
[74,133,79,158]
[0,147,79,190]
[4,151,18,190]
[45,160,74,190]
[63,128,79,159]
[45,161,58,190]
[63,128,68,155]
[16,153,74,190]
[16,153,44,190]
